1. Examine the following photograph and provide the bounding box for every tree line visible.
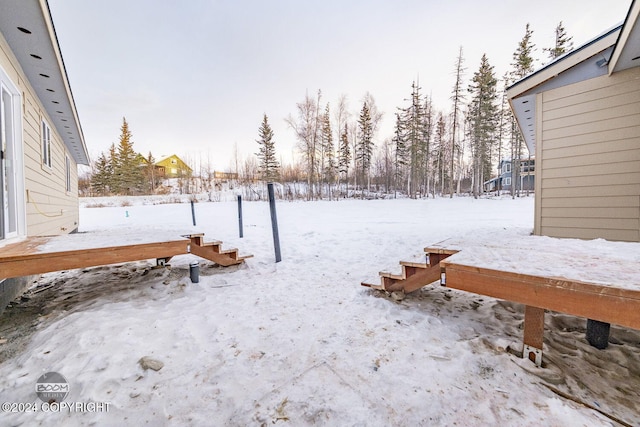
[85,22,573,200]
[253,21,573,200]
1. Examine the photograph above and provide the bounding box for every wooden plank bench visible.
[441,259,640,365]
[363,237,640,366]
[0,232,252,279]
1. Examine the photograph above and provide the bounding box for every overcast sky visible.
[48,0,632,171]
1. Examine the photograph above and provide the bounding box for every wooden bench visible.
[363,239,640,366]
[0,232,252,279]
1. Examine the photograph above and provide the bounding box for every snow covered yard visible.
[1,196,639,426]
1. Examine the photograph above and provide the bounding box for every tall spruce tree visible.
[496,73,511,193]
[400,81,426,198]
[91,152,112,196]
[468,54,499,198]
[338,123,351,197]
[432,113,447,196]
[113,118,144,195]
[145,151,156,193]
[392,112,407,198]
[544,21,573,60]
[510,24,536,197]
[321,104,336,199]
[421,96,434,197]
[106,143,118,193]
[256,114,279,182]
[356,102,374,197]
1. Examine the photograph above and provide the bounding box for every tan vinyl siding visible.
[0,31,79,237]
[541,195,639,208]
[539,226,637,242]
[537,67,640,242]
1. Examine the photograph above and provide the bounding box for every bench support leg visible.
[586,319,610,350]
[523,305,544,366]
[156,257,172,267]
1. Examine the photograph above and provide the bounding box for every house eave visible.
[608,0,640,74]
[506,22,626,156]
[0,0,89,165]
[507,25,621,100]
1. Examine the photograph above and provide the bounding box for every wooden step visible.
[400,261,429,269]
[362,249,456,294]
[380,272,404,280]
[361,281,385,291]
[185,234,252,267]
[217,247,239,255]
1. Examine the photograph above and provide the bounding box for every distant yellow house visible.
[155,155,192,178]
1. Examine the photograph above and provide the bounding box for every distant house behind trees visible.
[484,159,535,193]
[154,155,192,179]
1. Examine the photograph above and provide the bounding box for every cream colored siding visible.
[536,67,640,241]
[0,31,79,237]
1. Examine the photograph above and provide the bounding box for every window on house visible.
[171,168,177,174]
[65,155,71,192]
[171,159,177,164]
[504,177,512,186]
[42,120,51,168]
[503,162,511,173]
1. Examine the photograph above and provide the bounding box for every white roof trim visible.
[507,26,621,100]
[0,0,89,165]
[608,0,640,74]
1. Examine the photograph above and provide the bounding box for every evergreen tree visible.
[256,113,280,181]
[512,24,536,79]
[145,151,156,193]
[392,112,407,197]
[337,123,351,197]
[91,152,111,196]
[496,73,511,193]
[356,102,374,196]
[544,21,573,60]
[421,96,434,197]
[321,104,336,199]
[113,118,144,195]
[107,143,119,193]
[510,24,536,197]
[400,81,426,198]
[431,113,447,196]
[468,54,499,198]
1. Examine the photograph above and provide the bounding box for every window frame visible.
[42,120,52,169]
[65,154,71,193]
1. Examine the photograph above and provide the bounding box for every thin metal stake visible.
[267,183,281,262]
[238,195,243,238]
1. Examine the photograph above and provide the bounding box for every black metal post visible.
[267,183,281,262]
[586,319,610,349]
[189,261,200,283]
[237,195,243,238]
[191,200,196,226]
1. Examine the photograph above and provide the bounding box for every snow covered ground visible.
[1,196,639,426]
